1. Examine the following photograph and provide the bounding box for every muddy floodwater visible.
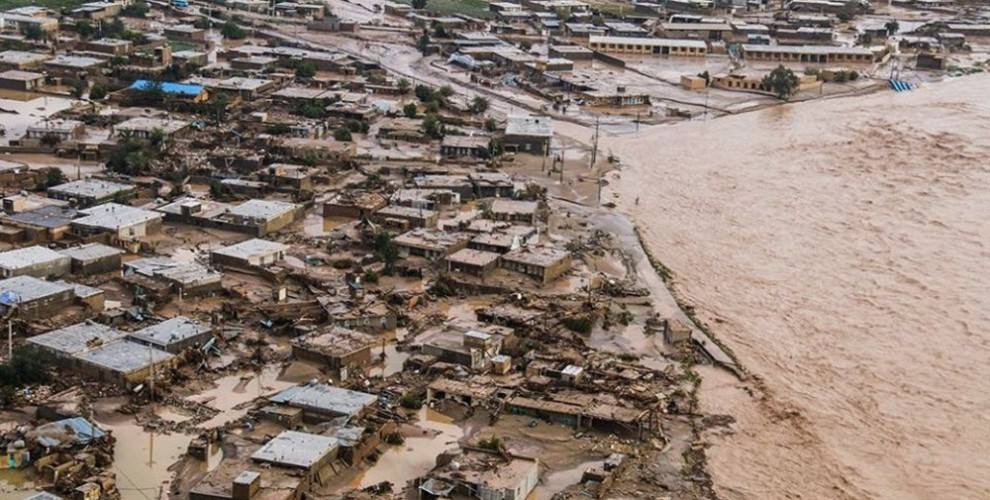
[608,74,990,499]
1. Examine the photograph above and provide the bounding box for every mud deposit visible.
[609,75,990,499]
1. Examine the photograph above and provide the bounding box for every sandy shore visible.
[606,74,990,499]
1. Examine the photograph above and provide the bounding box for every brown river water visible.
[607,74,990,499]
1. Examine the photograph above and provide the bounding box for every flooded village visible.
[0,0,985,499]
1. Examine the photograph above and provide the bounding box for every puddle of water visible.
[156,407,192,424]
[529,459,603,499]
[370,328,409,378]
[188,366,296,428]
[0,468,37,495]
[97,417,191,500]
[352,407,463,489]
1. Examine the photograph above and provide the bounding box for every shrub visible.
[562,316,593,335]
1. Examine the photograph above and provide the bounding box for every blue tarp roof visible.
[129,79,205,96]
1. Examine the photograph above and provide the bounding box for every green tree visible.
[334,127,353,141]
[266,123,291,135]
[484,117,498,132]
[23,24,46,40]
[761,65,800,100]
[412,0,427,9]
[207,93,229,123]
[121,1,150,17]
[0,346,54,390]
[221,21,246,39]
[76,20,95,39]
[415,84,434,102]
[89,83,108,100]
[422,113,444,139]
[373,232,399,273]
[470,95,489,114]
[45,167,66,187]
[417,31,431,55]
[403,102,418,118]
[397,78,411,94]
[295,61,317,78]
[885,20,899,35]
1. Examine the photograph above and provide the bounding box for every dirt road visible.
[606,75,990,499]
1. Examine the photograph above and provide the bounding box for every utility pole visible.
[559,148,564,183]
[589,117,600,169]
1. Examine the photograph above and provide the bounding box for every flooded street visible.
[352,407,464,489]
[187,365,296,429]
[608,74,990,499]
[97,416,191,500]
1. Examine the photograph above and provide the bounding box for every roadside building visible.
[251,431,339,470]
[126,316,213,353]
[0,69,44,91]
[426,378,497,406]
[0,245,70,279]
[115,117,192,141]
[418,450,539,500]
[291,325,376,377]
[441,135,491,159]
[71,203,163,241]
[412,175,474,200]
[394,229,471,260]
[0,276,76,320]
[587,36,707,56]
[0,50,50,70]
[2,205,78,243]
[123,257,222,299]
[503,116,552,154]
[43,55,106,77]
[658,22,733,40]
[127,80,208,103]
[447,248,500,277]
[373,205,439,230]
[469,225,538,254]
[269,383,378,420]
[73,339,175,386]
[164,24,208,43]
[47,179,134,207]
[418,328,504,371]
[82,38,132,56]
[210,238,288,268]
[26,321,125,361]
[501,246,572,283]
[57,243,123,276]
[218,199,302,236]
[323,191,387,219]
[740,44,875,64]
[490,199,541,224]
[25,119,85,143]
[470,172,516,198]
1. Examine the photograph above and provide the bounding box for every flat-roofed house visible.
[503,116,552,154]
[47,179,134,207]
[0,50,50,70]
[587,36,708,56]
[394,229,472,260]
[501,246,572,283]
[251,431,339,471]
[210,238,288,268]
[0,275,76,320]
[217,199,302,236]
[447,248,500,277]
[0,69,44,91]
[291,326,376,377]
[57,243,123,275]
[71,203,163,241]
[126,316,213,353]
[0,245,70,278]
